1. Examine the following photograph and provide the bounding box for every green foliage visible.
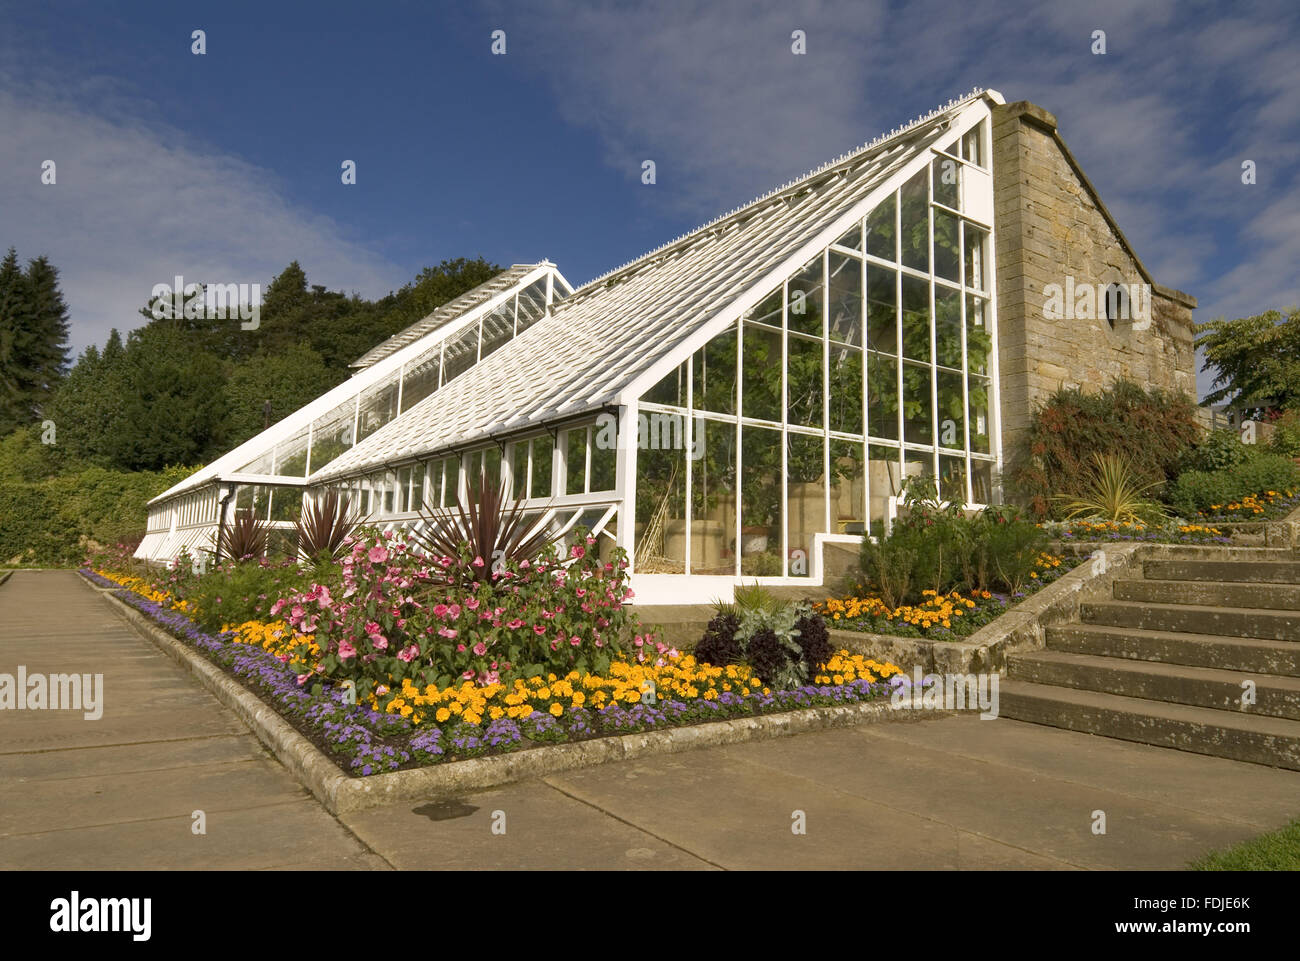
[175,556,337,633]
[1197,307,1300,416]
[222,343,342,450]
[694,596,833,689]
[1008,380,1201,518]
[0,248,71,434]
[1167,451,1300,517]
[1054,453,1169,525]
[1179,429,1253,474]
[858,488,1049,603]
[1268,410,1300,458]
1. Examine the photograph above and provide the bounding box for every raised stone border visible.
[91,577,920,815]
[0,570,11,587]
[829,539,1300,676]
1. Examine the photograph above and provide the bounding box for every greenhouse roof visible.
[350,263,548,369]
[312,88,1000,484]
[149,262,565,504]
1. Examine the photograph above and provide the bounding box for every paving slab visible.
[0,571,389,870]
[340,780,718,871]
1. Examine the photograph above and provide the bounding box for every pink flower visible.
[507,618,524,630]
[368,545,389,564]
[570,545,585,558]
[296,673,310,685]
[338,641,357,660]
[397,645,419,662]
[433,603,449,618]
[472,556,485,568]
[570,636,581,646]
[439,627,458,639]
[533,624,547,635]
[472,641,487,656]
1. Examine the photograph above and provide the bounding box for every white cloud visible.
[0,76,408,356]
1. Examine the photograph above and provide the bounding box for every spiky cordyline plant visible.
[213,508,270,562]
[414,470,559,584]
[1054,453,1168,525]
[295,489,364,562]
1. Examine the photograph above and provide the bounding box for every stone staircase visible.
[1001,549,1300,770]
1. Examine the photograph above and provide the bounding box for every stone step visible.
[1081,600,1300,641]
[998,681,1300,770]
[1006,650,1300,720]
[1046,623,1300,678]
[1114,578,1300,611]
[1144,559,1300,585]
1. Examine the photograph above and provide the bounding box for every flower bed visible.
[1045,519,1231,544]
[86,568,903,777]
[1196,488,1299,523]
[816,552,1074,640]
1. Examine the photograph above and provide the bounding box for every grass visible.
[1190,817,1300,870]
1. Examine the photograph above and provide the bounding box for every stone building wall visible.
[990,101,1197,460]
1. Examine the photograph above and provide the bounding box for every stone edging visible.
[0,570,11,588]
[91,579,910,815]
[828,541,1298,675]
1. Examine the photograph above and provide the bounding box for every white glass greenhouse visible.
[141,88,1006,604]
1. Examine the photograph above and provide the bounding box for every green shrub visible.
[1009,380,1201,518]
[1268,410,1300,458]
[857,489,1048,604]
[1178,429,1252,474]
[1168,451,1300,517]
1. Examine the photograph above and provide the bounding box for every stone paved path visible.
[4,571,1298,870]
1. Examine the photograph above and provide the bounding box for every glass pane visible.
[828,343,863,435]
[827,251,863,345]
[741,425,783,576]
[902,361,933,444]
[867,351,899,440]
[636,441,687,574]
[411,463,425,512]
[382,472,396,515]
[689,418,737,575]
[478,299,515,362]
[430,460,444,509]
[786,432,824,579]
[903,450,936,501]
[939,454,967,505]
[530,434,553,499]
[971,458,994,504]
[969,375,992,454]
[830,438,865,535]
[356,380,399,443]
[516,280,548,330]
[933,155,959,209]
[566,428,587,495]
[269,489,300,523]
[400,348,441,413]
[741,322,782,422]
[962,124,983,166]
[644,361,687,408]
[275,429,311,478]
[935,285,962,370]
[466,453,483,503]
[787,256,824,338]
[787,333,823,429]
[744,286,783,329]
[866,263,897,354]
[865,193,896,262]
[900,168,929,272]
[396,466,411,513]
[868,445,902,538]
[693,323,737,416]
[506,441,524,500]
[439,326,478,386]
[834,221,862,250]
[484,446,502,493]
[933,209,960,283]
[309,401,357,474]
[590,428,616,492]
[901,273,931,362]
[937,369,965,450]
[966,294,990,375]
[964,225,986,291]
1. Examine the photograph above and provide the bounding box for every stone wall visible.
[991,101,1197,462]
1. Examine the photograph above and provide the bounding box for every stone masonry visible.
[991,101,1197,459]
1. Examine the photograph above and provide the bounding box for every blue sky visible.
[3,0,1299,400]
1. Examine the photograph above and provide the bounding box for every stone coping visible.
[828,541,1294,676]
[93,579,914,815]
[0,570,11,587]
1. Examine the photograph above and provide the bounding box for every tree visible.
[1198,308,1300,416]
[222,342,342,448]
[0,250,71,435]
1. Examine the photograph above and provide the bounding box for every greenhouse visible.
[140,87,1197,604]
